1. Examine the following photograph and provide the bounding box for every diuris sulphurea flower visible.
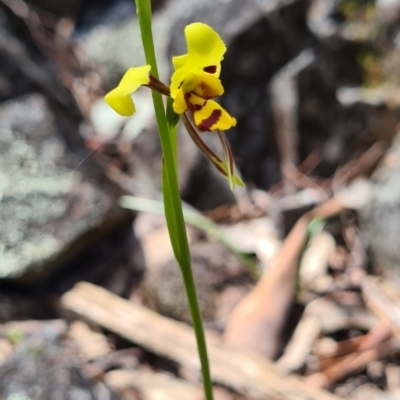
[104,22,243,190]
[170,23,237,132]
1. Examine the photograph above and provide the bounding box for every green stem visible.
[135,1,214,399]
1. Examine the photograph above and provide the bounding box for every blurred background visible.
[1,0,400,399]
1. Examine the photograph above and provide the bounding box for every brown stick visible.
[61,282,341,400]
[307,322,393,388]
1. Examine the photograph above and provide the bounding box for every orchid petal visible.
[182,73,224,99]
[173,87,188,114]
[105,65,151,116]
[193,100,236,132]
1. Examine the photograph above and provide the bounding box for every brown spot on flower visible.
[197,109,222,132]
[204,65,217,74]
[184,92,194,112]
[185,92,206,113]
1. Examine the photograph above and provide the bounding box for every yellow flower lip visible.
[193,100,237,132]
[173,73,236,132]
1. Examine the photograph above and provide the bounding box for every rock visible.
[76,3,171,84]
[0,320,121,400]
[0,94,137,291]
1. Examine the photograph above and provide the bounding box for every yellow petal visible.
[172,87,188,114]
[170,23,226,97]
[173,72,223,115]
[185,23,226,59]
[172,54,189,70]
[105,93,136,116]
[170,67,194,98]
[182,72,224,99]
[186,92,207,111]
[104,65,151,116]
[193,100,236,132]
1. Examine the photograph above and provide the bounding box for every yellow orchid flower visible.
[170,23,236,132]
[104,22,243,189]
[104,65,151,116]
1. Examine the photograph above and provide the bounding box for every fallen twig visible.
[307,322,393,388]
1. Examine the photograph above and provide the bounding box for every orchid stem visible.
[135,1,214,399]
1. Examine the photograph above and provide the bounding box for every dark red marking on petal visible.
[185,92,206,112]
[197,109,222,132]
[184,92,194,112]
[203,65,217,74]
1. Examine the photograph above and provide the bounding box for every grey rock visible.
[0,320,121,400]
[78,8,171,84]
[0,94,132,284]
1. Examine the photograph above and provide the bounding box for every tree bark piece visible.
[61,282,341,400]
